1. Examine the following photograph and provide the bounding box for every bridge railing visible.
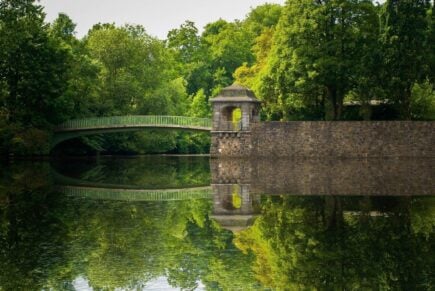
[56,115,212,131]
[59,186,213,201]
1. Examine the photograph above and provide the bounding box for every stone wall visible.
[211,121,434,158]
[210,132,253,157]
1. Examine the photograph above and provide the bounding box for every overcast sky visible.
[39,0,286,39]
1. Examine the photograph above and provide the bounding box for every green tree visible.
[410,80,435,120]
[0,0,71,126]
[0,0,72,154]
[380,0,432,119]
[428,4,435,85]
[344,1,383,120]
[188,89,210,118]
[167,21,213,96]
[50,12,76,42]
[234,27,276,113]
[262,0,381,121]
[86,25,161,115]
[202,19,254,93]
[242,3,283,36]
[167,20,202,64]
[76,24,192,154]
[49,13,101,119]
[234,4,283,106]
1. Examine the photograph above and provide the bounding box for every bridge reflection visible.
[58,185,213,201]
[53,157,434,232]
[53,169,212,201]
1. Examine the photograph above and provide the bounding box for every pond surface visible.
[0,156,434,290]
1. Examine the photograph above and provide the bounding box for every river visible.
[0,156,434,290]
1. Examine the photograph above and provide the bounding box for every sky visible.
[39,0,286,39]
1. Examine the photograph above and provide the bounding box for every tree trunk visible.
[401,86,412,120]
[325,86,339,120]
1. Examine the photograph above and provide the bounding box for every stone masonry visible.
[249,121,435,158]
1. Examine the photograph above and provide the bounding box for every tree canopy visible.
[0,0,433,155]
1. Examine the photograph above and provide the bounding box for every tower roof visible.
[210,84,260,103]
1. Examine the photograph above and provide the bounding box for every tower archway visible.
[210,84,261,132]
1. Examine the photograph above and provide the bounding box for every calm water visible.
[0,157,434,290]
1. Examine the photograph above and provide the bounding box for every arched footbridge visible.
[53,170,212,202]
[53,115,212,148]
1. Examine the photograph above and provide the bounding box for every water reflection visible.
[52,156,211,189]
[235,195,434,290]
[211,184,261,232]
[211,158,435,196]
[0,157,433,290]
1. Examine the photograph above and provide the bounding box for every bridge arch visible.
[52,115,212,149]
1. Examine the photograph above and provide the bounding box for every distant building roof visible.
[344,100,390,106]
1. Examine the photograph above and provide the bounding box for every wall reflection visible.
[209,157,434,233]
[211,158,435,196]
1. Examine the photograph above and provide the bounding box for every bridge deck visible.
[52,115,212,148]
[55,115,212,132]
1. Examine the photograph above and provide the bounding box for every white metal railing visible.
[56,115,212,131]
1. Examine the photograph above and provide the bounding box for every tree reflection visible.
[0,161,257,290]
[0,162,67,290]
[235,196,435,290]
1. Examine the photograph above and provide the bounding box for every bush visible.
[411,81,435,120]
[0,123,51,156]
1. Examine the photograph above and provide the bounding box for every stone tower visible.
[210,84,261,157]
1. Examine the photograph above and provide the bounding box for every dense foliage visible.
[0,0,433,155]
